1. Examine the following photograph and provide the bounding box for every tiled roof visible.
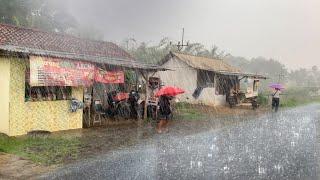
[0,23,132,60]
[0,23,167,70]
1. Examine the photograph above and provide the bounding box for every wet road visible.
[41,104,320,180]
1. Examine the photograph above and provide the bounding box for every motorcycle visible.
[128,90,143,119]
[140,96,158,120]
[106,91,131,119]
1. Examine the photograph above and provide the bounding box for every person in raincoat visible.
[156,95,173,133]
[272,88,281,112]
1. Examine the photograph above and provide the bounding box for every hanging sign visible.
[95,68,125,84]
[29,56,95,86]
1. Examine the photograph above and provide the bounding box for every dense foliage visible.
[0,0,77,32]
[0,0,103,40]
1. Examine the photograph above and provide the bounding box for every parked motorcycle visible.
[128,90,143,119]
[140,96,158,120]
[106,91,131,119]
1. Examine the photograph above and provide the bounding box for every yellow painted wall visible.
[8,58,83,136]
[0,57,10,134]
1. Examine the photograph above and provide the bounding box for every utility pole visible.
[171,28,189,51]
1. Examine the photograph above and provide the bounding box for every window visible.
[25,83,72,102]
[215,76,239,95]
[215,77,225,95]
[197,70,215,87]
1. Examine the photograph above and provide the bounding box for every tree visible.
[0,0,29,26]
[182,44,229,60]
[121,37,177,64]
[288,66,320,87]
[312,65,318,72]
[0,0,77,33]
[183,43,206,55]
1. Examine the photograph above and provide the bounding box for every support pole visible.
[135,69,138,91]
[143,72,149,120]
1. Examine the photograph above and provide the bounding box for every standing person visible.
[157,95,172,133]
[272,88,281,112]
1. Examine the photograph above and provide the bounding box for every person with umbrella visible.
[269,83,284,112]
[155,86,185,133]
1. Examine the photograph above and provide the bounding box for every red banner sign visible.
[30,56,95,86]
[95,69,124,84]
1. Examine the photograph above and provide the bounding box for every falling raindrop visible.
[223,165,230,174]
[190,161,195,169]
[258,165,266,175]
[274,164,282,172]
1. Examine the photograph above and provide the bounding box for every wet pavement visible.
[40,104,320,180]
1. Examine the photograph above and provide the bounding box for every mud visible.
[0,153,52,180]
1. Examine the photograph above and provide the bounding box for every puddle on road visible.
[46,107,267,161]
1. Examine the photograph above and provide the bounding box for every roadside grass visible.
[0,133,81,165]
[280,87,320,107]
[281,97,320,107]
[174,102,205,120]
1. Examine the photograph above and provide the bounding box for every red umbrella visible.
[155,86,185,97]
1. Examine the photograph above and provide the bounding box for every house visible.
[0,23,163,136]
[157,52,266,106]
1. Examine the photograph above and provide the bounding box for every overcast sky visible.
[63,0,320,70]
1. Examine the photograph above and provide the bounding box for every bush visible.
[257,93,268,106]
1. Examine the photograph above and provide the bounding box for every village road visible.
[40,104,320,180]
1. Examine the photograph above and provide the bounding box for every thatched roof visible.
[161,52,266,79]
[161,52,240,73]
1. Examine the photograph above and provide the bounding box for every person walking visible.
[272,88,281,112]
[156,95,172,133]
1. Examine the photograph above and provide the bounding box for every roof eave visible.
[216,71,267,79]
[0,45,168,71]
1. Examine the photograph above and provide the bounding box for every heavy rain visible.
[0,0,320,180]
